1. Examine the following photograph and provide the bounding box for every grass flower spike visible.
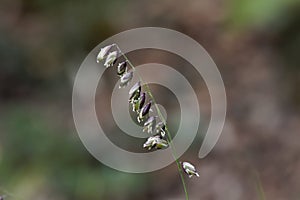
[96,43,200,200]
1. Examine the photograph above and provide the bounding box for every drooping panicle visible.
[97,44,114,63]
[104,51,118,68]
[119,71,133,88]
[117,61,127,76]
[182,161,199,178]
[96,44,193,188]
[138,101,152,122]
[156,121,166,137]
[143,116,156,134]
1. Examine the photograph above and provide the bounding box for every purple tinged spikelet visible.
[97,44,114,63]
[119,71,133,88]
[138,101,151,122]
[138,92,146,110]
[141,101,151,117]
[104,51,118,68]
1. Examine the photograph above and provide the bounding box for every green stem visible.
[254,170,266,200]
[115,44,189,200]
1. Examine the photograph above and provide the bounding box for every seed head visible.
[119,71,133,88]
[182,161,199,178]
[104,51,118,68]
[97,44,114,63]
[117,61,127,76]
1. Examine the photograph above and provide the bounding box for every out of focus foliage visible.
[228,0,299,28]
[0,104,146,199]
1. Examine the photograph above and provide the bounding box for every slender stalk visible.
[254,170,266,200]
[115,44,189,200]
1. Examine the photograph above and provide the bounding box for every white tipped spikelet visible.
[182,161,199,178]
[143,135,168,150]
[129,81,141,101]
[104,51,118,68]
[97,44,114,63]
[119,71,133,88]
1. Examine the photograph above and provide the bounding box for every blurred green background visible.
[1,0,300,199]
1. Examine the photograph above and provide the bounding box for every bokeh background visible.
[1,0,300,199]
